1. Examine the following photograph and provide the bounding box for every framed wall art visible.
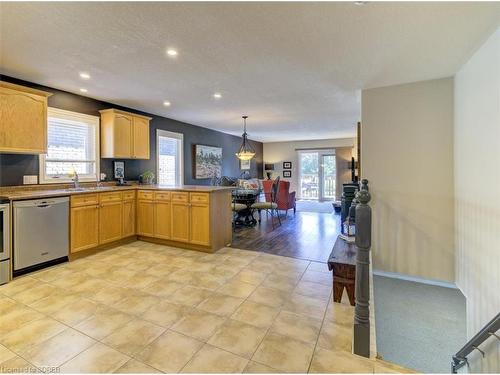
[240,159,251,170]
[195,144,222,179]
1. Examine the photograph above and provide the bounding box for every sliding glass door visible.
[299,152,319,199]
[321,154,336,200]
[157,130,183,186]
[298,150,336,201]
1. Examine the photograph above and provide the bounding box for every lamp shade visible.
[264,163,275,171]
[235,115,256,161]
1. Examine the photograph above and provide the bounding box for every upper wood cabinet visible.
[132,116,150,159]
[99,108,151,159]
[0,81,52,154]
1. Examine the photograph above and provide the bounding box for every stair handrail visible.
[451,312,500,373]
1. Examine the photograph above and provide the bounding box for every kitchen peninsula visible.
[0,184,234,259]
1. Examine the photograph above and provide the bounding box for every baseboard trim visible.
[373,269,457,289]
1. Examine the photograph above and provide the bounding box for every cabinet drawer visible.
[71,193,99,207]
[100,192,122,203]
[138,190,154,200]
[190,193,210,204]
[171,192,189,203]
[154,191,171,201]
[122,190,136,201]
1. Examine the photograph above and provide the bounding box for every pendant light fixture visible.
[235,115,256,161]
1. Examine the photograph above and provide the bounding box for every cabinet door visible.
[113,113,133,158]
[71,205,99,253]
[0,86,47,153]
[99,201,123,244]
[137,200,154,236]
[171,202,190,243]
[132,116,150,159]
[122,199,136,237]
[190,203,210,246]
[154,201,171,239]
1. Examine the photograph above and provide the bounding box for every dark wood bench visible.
[327,236,357,306]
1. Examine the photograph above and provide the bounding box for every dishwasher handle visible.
[36,203,52,208]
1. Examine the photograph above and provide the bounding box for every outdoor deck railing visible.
[300,175,336,199]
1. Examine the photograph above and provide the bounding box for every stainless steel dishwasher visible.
[13,197,69,275]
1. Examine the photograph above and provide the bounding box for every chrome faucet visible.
[72,171,80,189]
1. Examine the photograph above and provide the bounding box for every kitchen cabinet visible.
[99,193,123,244]
[132,116,150,159]
[70,190,137,254]
[122,191,136,237]
[154,192,171,239]
[138,190,216,247]
[190,201,210,246]
[137,197,154,237]
[171,201,190,243]
[69,188,232,255]
[99,108,151,159]
[70,199,99,253]
[0,81,52,154]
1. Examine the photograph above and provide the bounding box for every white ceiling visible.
[1,2,499,142]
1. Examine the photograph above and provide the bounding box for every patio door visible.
[298,150,336,201]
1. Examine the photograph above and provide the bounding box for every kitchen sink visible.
[64,186,108,192]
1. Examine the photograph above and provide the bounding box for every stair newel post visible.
[353,178,372,358]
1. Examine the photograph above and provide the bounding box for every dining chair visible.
[251,177,282,229]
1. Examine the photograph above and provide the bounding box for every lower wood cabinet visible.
[137,199,154,237]
[190,202,210,246]
[70,188,231,254]
[70,204,99,253]
[122,198,136,237]
[154,201,171,239]
[70,190,136,253]
[99,201,123,244]
[137,190,214,247]
[171,201,190,243]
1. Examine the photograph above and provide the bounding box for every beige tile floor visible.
[0,241,415,374]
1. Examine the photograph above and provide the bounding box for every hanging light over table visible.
[235,115,256,161]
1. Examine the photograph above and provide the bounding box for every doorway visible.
[298,150,336,201]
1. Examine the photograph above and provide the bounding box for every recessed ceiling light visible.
[79,88,88,93]
[163,100,171,107]
[213,93,222,99]
[79,72,90,80]
[166,49,178,57]
[354,1,368,5]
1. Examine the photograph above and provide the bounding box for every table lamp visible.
[264,163,275,180]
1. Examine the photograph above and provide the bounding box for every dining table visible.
[232,188,260,227]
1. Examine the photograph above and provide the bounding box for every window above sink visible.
[39,108,100,184]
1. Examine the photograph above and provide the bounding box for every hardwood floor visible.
[231,210,341,263]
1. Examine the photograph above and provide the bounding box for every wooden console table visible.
[328,236,357,306]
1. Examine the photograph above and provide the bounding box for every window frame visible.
[156,129,184,186]
[39,107,100,184]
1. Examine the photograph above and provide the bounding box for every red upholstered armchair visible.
[262,180,296,216]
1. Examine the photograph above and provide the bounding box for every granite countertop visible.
[0,184,234,201]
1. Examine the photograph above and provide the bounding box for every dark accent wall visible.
[0,76,263,186]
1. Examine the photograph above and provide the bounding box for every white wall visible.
[454,28,500,373]
[263,138,355,199]
[361,78,455,283]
